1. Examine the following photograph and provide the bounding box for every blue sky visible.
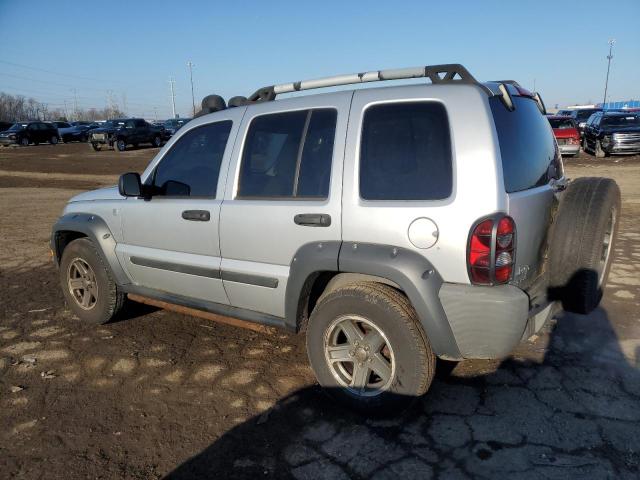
[1,0,638,118]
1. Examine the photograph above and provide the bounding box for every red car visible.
[547,115,580,157]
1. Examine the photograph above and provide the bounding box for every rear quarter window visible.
[490,97,562,193]
[359,102,452,200]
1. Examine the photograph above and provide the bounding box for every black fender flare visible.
[51,212,130,286]
[285,241,461,359]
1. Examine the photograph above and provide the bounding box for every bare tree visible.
[0,92,125,122]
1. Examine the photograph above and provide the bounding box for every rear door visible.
[218,93,349,318]
[489,95,563,290]
[116,112,242,303]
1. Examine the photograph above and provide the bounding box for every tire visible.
[20,137,29,146]
[548,177,621,314]
[582,137,590,153]
[80,135,88,143]
[115,138,127,152]
[59,238,126,324]
[306,282,435,413]
[50,136,59,145]
[595,140,608,158]
[152,136,161,148]
[91,143,102,151]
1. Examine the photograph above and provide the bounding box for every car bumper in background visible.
[606,134,640,154]
[559,144,580,156]
[0,138,17,145]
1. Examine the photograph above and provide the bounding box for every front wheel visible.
[50,136,59,145]
[306,282,435,413]
[595,140,608,158]
[20,137,29,146]
[59,238,126,324]
[152,135,162,148]
[115,139,127,152]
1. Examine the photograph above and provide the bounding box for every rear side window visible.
[490,97,562,193]
[359,102,452,201]
[238,109,337,199]
[152,121,232,197]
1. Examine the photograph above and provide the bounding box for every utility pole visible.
[603,39,615,111]
[187,61,196,117]
[71,88,78,120]
[168,77,177,119]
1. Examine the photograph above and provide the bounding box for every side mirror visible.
[118,172,142,197]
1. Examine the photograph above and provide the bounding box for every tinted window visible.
[490,96,562,193]
[360,102,452,200]
[152,121,232,197]
[238,109,337,198]
[135,119,146,128]
[296,110,337,197]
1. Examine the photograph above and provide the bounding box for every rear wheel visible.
[50,136,59,145]
[152,135,162,148]
[306,282,435,413]
[548,177,621,314]
[20,137,29,146]
[59,238,126,324]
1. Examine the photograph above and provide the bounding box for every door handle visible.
[294,213,331,227]
[182,210,210,221]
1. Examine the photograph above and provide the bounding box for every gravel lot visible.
[1,143,639,479]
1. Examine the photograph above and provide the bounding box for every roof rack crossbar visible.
[249,64,480,102]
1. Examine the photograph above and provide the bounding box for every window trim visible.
[357,99,455,203]
[148,120,233,200]
[235,107,338,201]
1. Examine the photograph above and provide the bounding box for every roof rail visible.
[247,64,484,102]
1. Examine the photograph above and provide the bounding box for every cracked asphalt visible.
[1,144,639,479]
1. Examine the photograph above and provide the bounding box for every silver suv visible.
[51,64,620,411]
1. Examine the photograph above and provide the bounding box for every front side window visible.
[152,121,232,197]
[360,102,453,200]
[238,109,337,198]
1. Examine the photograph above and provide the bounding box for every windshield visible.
[102,120,126,129]
[548,118,575,129]
[576,110,600,121]
[602,115,640,128]
[164,119,190,128]
[8,123,28,131]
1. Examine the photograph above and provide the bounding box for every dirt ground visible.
[1,143,639,479]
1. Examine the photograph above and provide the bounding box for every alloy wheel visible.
[323,315,395,397]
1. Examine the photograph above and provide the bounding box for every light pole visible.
[187,61,196,117]
[168,77,177,119]
[603,39,615,110]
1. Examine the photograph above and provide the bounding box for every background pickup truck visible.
[89,118,164,152]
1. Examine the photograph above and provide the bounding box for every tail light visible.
[468,215,516,285]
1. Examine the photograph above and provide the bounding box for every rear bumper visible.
[438,283,553,359]
[559,144,580,156]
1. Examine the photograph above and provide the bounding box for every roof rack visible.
[247,64,485,102]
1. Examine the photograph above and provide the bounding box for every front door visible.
[116,112,243,304]
[219,93,351,318]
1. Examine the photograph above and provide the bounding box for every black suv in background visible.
[0,121,60,146]
[556,108,602,134]
[583,111,640,157]
[89,118,164,152]
[163,118,191,137]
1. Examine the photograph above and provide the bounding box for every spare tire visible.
[548,177,620,314]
